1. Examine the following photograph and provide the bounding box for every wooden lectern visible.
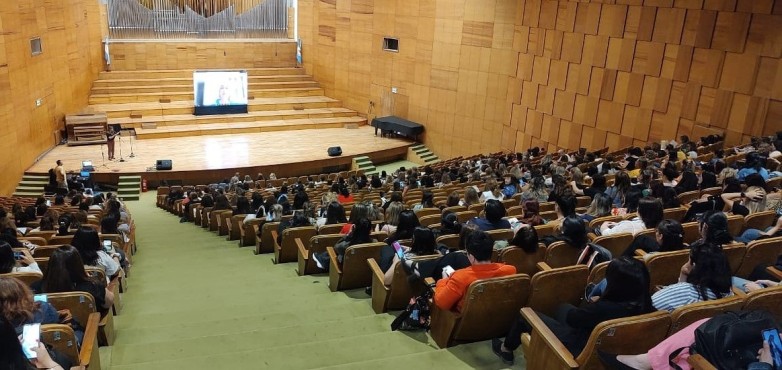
[65,113,108,146]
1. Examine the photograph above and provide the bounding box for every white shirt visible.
[13,263,42,274]
[95,250,121,277]
[601,218,646,236]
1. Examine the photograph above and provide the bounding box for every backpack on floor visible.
[390,289,433,331]
[669,310,778,370]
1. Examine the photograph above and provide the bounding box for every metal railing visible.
[107,0,289,39]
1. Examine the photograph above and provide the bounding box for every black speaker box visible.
[156,159,172,171]
[327,146,342,157]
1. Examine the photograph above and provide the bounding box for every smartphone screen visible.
[763,328,782,370]
[21,323,40,359]
[45,199,51,207]
[14,251,22,260]
[392,242,404,260]
[103,240,112,252]
[33,294,47,303]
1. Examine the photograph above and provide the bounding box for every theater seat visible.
[327,242,387,291]
[296,234,344,276]
[272,226,317,264]
[521,308,671,370]
[527,263,588,317]
[367,254,440,314]
[668,295,743,335]
[430,273,530,348]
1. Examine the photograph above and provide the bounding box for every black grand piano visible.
[370,116,424,141]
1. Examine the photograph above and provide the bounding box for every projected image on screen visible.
[193,71,248,107]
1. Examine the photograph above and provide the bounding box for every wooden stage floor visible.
[27,126,412,184]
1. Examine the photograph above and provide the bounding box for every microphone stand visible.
[129,129,135,158]
[118,130,125,162]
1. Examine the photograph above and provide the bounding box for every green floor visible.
[101,192,522,369]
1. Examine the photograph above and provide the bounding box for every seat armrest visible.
[326,246,341,274]
[687,354,718,370]
[587,232,598,241]
[536,262,552,271]
[424,277,436,289]
[731,286,747,297]
[295,238,308,258]
[767,266,782,280]
[520,307,579,368]
[270,230,280,249]
[634,249,648,257]
[367,258,386,285]
[80,312,101,366]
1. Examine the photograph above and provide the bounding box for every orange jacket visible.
[434,263,517,312]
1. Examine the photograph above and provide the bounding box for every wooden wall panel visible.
[108,41,297,71]
[0,0,104,194]
[299,0,782,159]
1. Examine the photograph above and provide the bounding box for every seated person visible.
[0,242,41,275]
[467,199,511,231]
[276,213,311,245]
[600,197,663,236]
[71,227,121,278]
[518,199,544,227]
[651,242,732,312]
[621,219,686,257]
[311,218,376,270]
[493,257,654,365]
[379,227,440,285]
[0,276,61,337]
[433,230,516,312]
[32,246,114,316]
[0,315,76,370]
[579,193,612,223]
[547,194,577,228]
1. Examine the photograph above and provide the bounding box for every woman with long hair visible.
[545,215,589,249]
[438,211,462,236]
[0,242,40,274]
[0,276,60,334]
[651,242,732,312]
[379,201,404,235]
[461,187,481,207]
[579,193,612,223]
[386,210,420,244]
[381,227,439,284]
[621,219,686,257]
[71,227,121,278]
[604,171,631,208]
[600,197,664,236]
[34,246,114,315]
[413,190,435,211]
[521,176,549,203]
[480,178,505,202]
[317,201,347,229]
[494,257,654,364]
[312,218,376,270]
[519,199,544,227]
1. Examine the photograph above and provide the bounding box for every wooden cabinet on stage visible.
[65,113,108,146]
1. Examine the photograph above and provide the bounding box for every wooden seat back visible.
[414,208,440,218]
[418,214,441,227]
[200,206,212,228]
[19,236,48,246]
[534,223,558,238]
[297,234,345,275]
[743,285,782,322]
[645,249,691,289]
[499,245,546,276]
[722,243,747,274]
[467,203,485,215]
[663,207,687,223]
[544,241,583,268]
[588,260,610,285]
[241,218,263,247]
[591,232,633,257]
[506,205,524,217]
[41,318,101,369]
[318,223,346,235]
[26,230,57,241]
[677,190,701,204]
[0,272,42,286]
[228,214,246,241]
[735,236,782,278]
[528,264,588,316]
[669,295,744,335]
[726,214,745,238]
[521,308,671,370]
[275,226,317,263]
[436,234,460,250]
[486,228,514,242]
[588,215,624,229]
[744,210,778,232]
[368,254,440,314]
[681,221,701,244]
[539,202,555,212]
[49,235,74,245]
[328,242,387,291]
[442,205,467,213]
[430,274,531,348]
[576,311,672,367]
[454,211,478,223]
[217,210,233,235]
[257,221,280,254]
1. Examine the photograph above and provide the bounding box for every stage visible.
[26,126,412,185]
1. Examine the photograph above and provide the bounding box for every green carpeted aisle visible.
[101,192,522,369]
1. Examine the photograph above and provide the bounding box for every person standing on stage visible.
[54,160,67,191]
[106,127,118,160]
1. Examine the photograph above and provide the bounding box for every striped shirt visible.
[652,282,731,312]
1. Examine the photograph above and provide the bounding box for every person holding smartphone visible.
[0,242,41,275]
